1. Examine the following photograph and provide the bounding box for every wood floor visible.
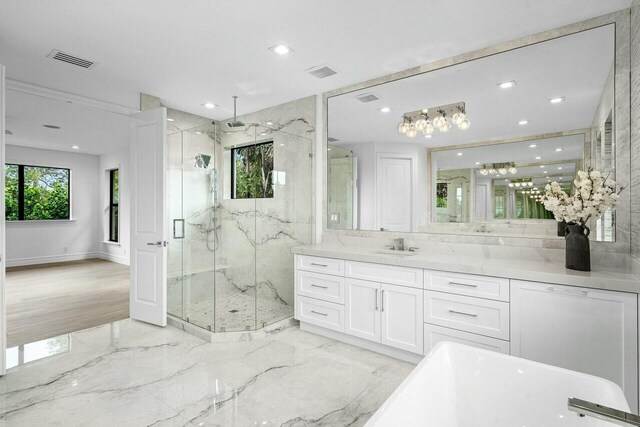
[6,259,130,347]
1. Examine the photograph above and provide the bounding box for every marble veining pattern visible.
[0,319,412,426]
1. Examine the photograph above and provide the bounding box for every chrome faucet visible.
[568,397,640,426]
[393,238,404,251]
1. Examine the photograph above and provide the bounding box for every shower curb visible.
[167,315,299,343]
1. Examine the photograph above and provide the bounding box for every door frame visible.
[0,65,6,375]
[375,152,416,232]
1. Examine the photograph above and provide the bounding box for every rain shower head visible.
[195,154,211,169]
[226,95,245,128]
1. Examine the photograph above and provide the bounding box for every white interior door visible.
[130,108,167,326]
[0,64,6,375]
[475,184,488,220]
[376,154,413,232]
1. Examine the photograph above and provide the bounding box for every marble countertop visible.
[291,245,640,294]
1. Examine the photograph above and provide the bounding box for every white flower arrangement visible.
[541,168,618,226]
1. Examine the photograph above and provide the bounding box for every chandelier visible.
[508,180,534,188]
[479,162,517,176]
[398,102,470,138]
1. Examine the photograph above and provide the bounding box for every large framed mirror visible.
[326,21,625,243]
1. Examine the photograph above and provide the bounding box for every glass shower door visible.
[167,130,184,319]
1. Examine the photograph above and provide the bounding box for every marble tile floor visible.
[0,319,414,426]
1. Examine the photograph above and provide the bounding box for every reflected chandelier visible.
[479,162,517,176]
[398,102,470,138]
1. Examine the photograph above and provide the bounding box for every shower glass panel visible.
[255,126,312,328]
[167,119,312,333]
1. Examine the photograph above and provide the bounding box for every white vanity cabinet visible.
[511,280,639,412]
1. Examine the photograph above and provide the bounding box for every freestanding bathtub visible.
[366,342,630,426]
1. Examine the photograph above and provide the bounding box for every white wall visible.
[98,148,130,265]
[339,141,428,231]
[5,145,100,266]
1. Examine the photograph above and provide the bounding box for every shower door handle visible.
[173,219,185,239]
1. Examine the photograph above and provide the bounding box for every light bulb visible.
[479,168,488,176]
[508,167,517,174]
[515,182,521,187]
[451,111,466,125]
[528,182,534,187]
[489,168,497,175]
[414,118,428,131]
[407,127,418,138]
[439,119,452,133]
[458,118,471,130]
[424,122,434,135]
[433,115,445,128]
[508,183,514,187]
[498,167,507,175]
[399,122,409,134]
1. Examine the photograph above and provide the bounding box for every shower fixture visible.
[195,154,211,169]
[226,96,245,128]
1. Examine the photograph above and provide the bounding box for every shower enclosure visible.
[167,121,313,332]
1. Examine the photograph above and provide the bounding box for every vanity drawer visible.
[296,271,345,304]
[296,296,345,332]
[345,261,423,289]
[425,270,509,302]
[424,291,509,340]
[424,323,510,355]
[296,255,344,276]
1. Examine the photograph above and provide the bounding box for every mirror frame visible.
[322,10,631,253]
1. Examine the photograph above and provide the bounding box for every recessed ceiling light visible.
[425,134,432,139]
[456,152,463,156]
[559,177,564,180]
[43,124,61,129]
[558,167,563,170]
[279,143,285,147]
[555,148,563,152]
[475,162,481,165]
[270,44,292,55]
[266,121,274,126]
[535,156,542,160]
[379,107,392,113]
[529,144,537,148]
[71,145,80,149]
[327,148,331,151]
[195,131,203,135]
[544,171,548,174]
[518,120,529,125]
[259,132,267,136]
[203,102,217,109]
[498,80,516,89]
[540,165,545,168]
[549,97,565,104]
[504,179,509,182]
[167,118,175,122]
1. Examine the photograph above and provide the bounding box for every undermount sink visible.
[372,249,416,256]
[365,342,630,426]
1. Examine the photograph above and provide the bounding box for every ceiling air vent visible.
[356,93,379,103]
[47,49,96,69]
[306,65,337,79]
[327,137,339,142]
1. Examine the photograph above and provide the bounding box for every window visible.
[4,164,70,221]
[231,141,274,199]
[109,169,119,242]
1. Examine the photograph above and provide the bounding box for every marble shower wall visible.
[631,0,640,258]
[215,96,315,329]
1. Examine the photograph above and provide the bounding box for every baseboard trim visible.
[299,322,424,364]
[97,252,130,266]
[6,252,101,268]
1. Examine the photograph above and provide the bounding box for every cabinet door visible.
[381,283,424,354]
[511,280,638,412]
[345,278,381,342]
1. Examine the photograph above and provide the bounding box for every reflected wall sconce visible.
[479,162,517,176]
[398,102,470,138]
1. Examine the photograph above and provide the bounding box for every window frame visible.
[108,168,119,242]
[230,140,274,200]
[5,163,71,221]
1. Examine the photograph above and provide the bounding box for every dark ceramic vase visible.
[565,223,590,271]
[557,221,567,237]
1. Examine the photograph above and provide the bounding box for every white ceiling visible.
[329,24,614,147]
[0,0,630,121]
[5,90,130,155]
